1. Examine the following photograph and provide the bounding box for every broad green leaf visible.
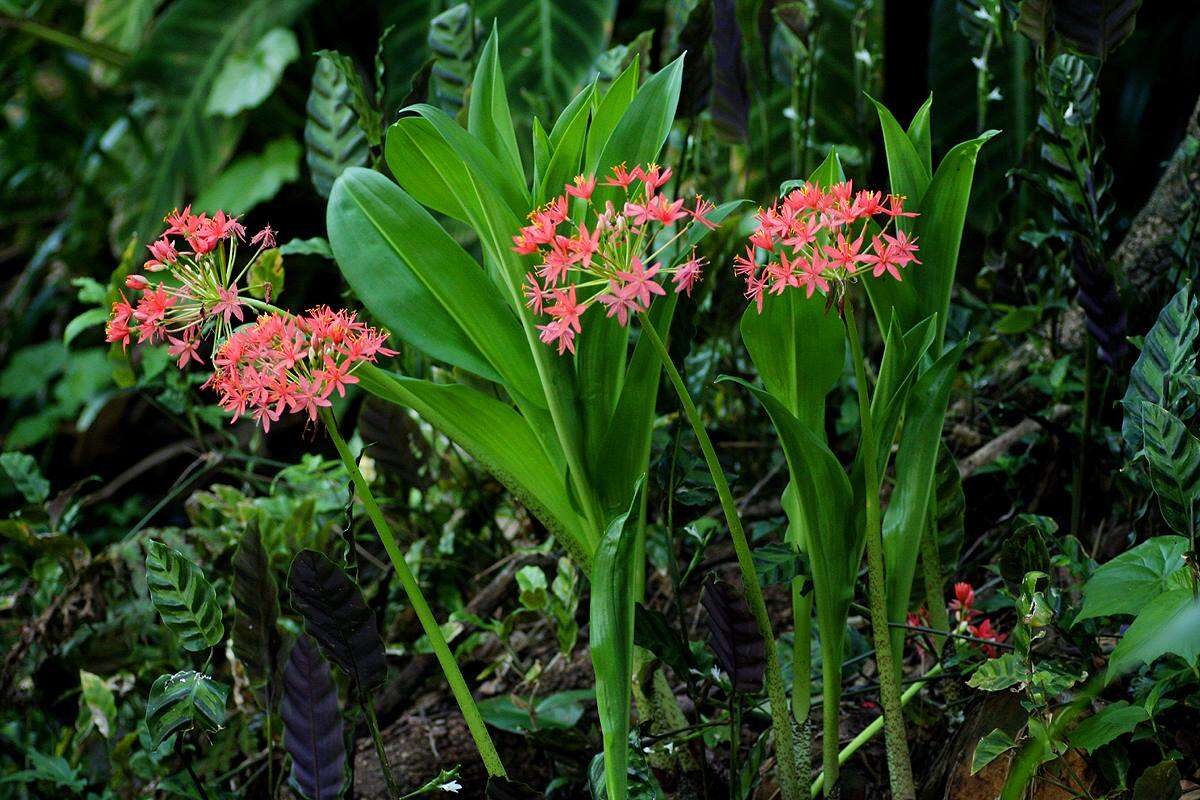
[279,237,333,259]
[305,52,370,198]
[972,727,1017,774]
[1068,702,1148,754]
[468,25,525,191]
[145,670,229,748]
[906,94,933,175]
[327,167,541,403]
[883,342,965,663]
[79,670,117,739]
[0,748,86,793]
[355,365,588,569]
[593,55,684,195]
[538,84,594,204]
[1122,286,1199,457]
[193,137,301,214]
[1130,400,1200,536]
[1078,535,1191,621]
[585,56,639,171]
[739,288,843,428]
[206,28,300,117]
[64,308,110,346]
[82,0,159,85]
[1108,587,1200,680]
[124,0,313,240]
[590,479,645,800]
[144,540,225,652]
[478,689,594,734]
[968,653,1025,692]
[870,95,932,221]
[476,0,617,110]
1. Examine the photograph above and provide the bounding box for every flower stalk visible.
[842,305,915,800]
[320,406,507,778]
[637,316,804,800]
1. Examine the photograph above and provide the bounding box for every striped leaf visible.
[305,53,370,198]
[934,443,966,575]
[145,670,228,749]
[1130,400,1200,537]
[144,540,224,652]
[1121,286,1199,458]
[281,636,346,800]
[428,3,481,116]
[286,550,387,697]
[475,0,616,109]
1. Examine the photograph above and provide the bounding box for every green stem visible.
[819,635,841,795]
[638,317,803,800]
[320,407,507,778]
[842,308,915,800]
[918,509,950,655]
[1071,345,1095,538]
[362,701,401,798]
[792,582,813,790]
[809,664,942,797]
[0,15,130,66]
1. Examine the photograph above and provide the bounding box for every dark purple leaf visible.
[701,578,765,692]
[282,636,346,800]
[287,549,388,697]
[711,0,750,142]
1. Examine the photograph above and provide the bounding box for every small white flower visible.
[971,56,987,70]
[439,780,462,794]
[987,87,1003,102]
[854,49,872,65]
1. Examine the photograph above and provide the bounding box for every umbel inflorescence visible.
[105,208,394,432]
[513,163,717,355]
[736,181,921,312]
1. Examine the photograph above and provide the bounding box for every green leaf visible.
[934,442,966,574]
[537,83,594,204]
[971,727,1017,774]
[79,670,117,739]
[427,3,481,115]
[144,540,225,652]
[475,0,617,109]
[468,25,525,192]
[355,365,588,569]
[0,748,86,793]
[1122,286,1199,457]
[478,689,594,734]
[1129,400,1200,536]
[305,51,370,198]
[1132,760,1182,800]
[870,95,932,217]
[0,452,50,504]
[145,670,229,748]
[1078,536,1191,621]
[279,237,333,259]
[906,94,933,175]
[739,287,844,428]
[125,0,313,240]
[968,653,1025,692]
[590,479,644,800]
[193,137,301,214]
[327,167,541,401]
[314,49,383,147]
[206,28,299,116]
[1068,702,1148,754]
[1108,587,1200,680]
[63,308,110,346]
[593,55,684,196]
[585,57,638,172]
[884,342,966,661]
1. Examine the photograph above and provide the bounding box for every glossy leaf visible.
[1068,701,1148,753]
[1078,535,1191,621]
[327,167,540,400]
[971,728,1017,774]
[144,540,224,652]
[281,636,346,800]
[468,25,525,191]
[1107,587,1200,680]
[145,670,228,749]
[287,549,387,696]
[589,479,644,800]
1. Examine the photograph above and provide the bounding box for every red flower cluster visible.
[735,181,920,312]
[105,206,276,354]
[513,164,716,355]
[203,307,395,432]
[950,582,1008,658]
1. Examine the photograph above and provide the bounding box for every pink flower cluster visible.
[735,181,921,312]
[106,206,277,356]
[513,164,716,355]
[203,307,395,432]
